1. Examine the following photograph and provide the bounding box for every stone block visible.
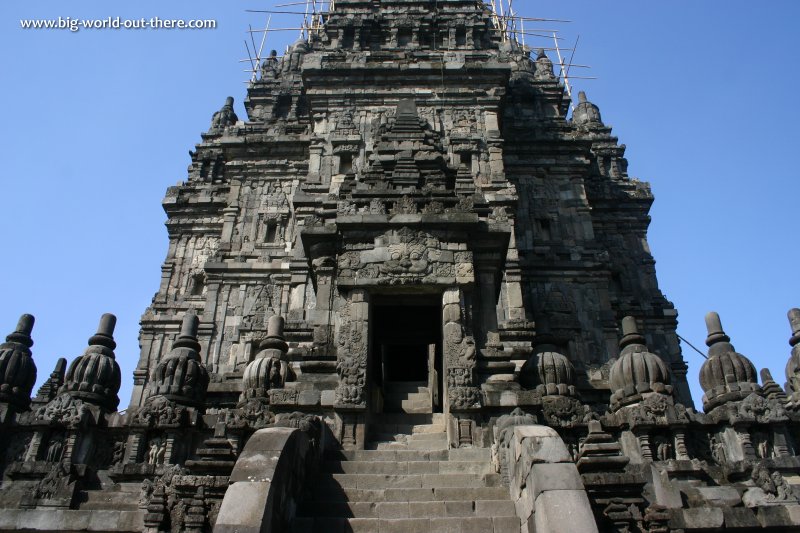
[534,490,598,533]
[475,499,516,517]
[682,507,723,529]
[298,390,321,406]
[526,463,584,500]
[444,500,475,517]
[430,517,462,533]
[722,507,760,529]
[757,506,794,528]
[347,518,381,533]
[461,517,493,533]
[379,518,430,533]
[214,482,270,533]
[694,485,742,507]
[408,501,446,518]
[375,501,410,519]
[512,425,572,464]
[494,516,522,532]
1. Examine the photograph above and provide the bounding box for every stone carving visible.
[743,462,798,507]
[699,312,761,412]
[572,92,603,126]
[59,313,121,411]
[448,386,480,410]
[336,228,473,286]
[131,396,187,428]
[230,398,274,429]
[44,435,64,463]
[147,438,167,465]
[368,198,386,214]
[147,313,209,409]
[335,294,368,407]
[34,460,73,500]
[541,395,591,428]
[0,314,37,411]
[35,393,88,427]
[389,195,418,215]
[609,317,673,411]
[210,97,238,130]
[491,408,537,482]
[534,49,556,80]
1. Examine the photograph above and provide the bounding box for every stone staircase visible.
[291,414,520,532]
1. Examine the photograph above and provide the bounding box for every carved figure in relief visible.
[147,439,166,465]
[45,437,64,463]
[383,242,429,275]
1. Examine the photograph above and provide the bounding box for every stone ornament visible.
[147,313,209,408]
[0,314,37,411]
[59,313,121,411]
[241,315,291,402]
[699,311,761,412]
[572,91,604,126]
[336,227,474,286]
[209,96,238,130]
[609,316,673,410]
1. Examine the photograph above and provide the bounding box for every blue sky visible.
[1,1,798,409]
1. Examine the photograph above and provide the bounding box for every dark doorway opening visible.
[371,297,442,413]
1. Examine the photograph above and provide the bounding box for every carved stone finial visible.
[146,312,209,408]
[760,368,787,402]
[173,313,201,353]
[609,316,672,411]
[60,313,121,411]
[788,308,800,347]
[784,308,800,407]
[698,311,759,412]
[267,315,284,338]
[260,315,289,354]
[704,311,731,349]
[210,96,238,130]
[0,313,38,411]
[32,357,67,406]
[241,315,291,403]
[7,314,34,347]
[89,313,117,352]
[619,316,646,350]
[534,49,555,81]
[572,91,603,126]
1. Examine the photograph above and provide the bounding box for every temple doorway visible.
[370,296,443,414]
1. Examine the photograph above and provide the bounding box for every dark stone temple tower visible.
[3,2,800,531]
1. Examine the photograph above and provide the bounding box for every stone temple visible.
[3,2,800,532]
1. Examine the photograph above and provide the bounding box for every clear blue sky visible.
[1,1,798,409]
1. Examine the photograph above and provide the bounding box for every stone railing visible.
[503,424,598,533]
[214,417,323,533]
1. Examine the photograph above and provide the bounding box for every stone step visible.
[384,381,428,393]
[326,448,491,463]
[310,486,511,503]
[317,472,502,491]
[369,439,450,451]
[322,460,492,475]
[78,490,141,511]
[297,499,517,519]
[370,413,446,426]
[290,516,521,533]
[371,422,446,435]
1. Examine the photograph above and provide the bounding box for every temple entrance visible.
[370,296,442,414]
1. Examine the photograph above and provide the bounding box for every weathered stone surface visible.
[533,490,598,533]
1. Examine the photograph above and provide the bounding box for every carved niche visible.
[337,227,474,287]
